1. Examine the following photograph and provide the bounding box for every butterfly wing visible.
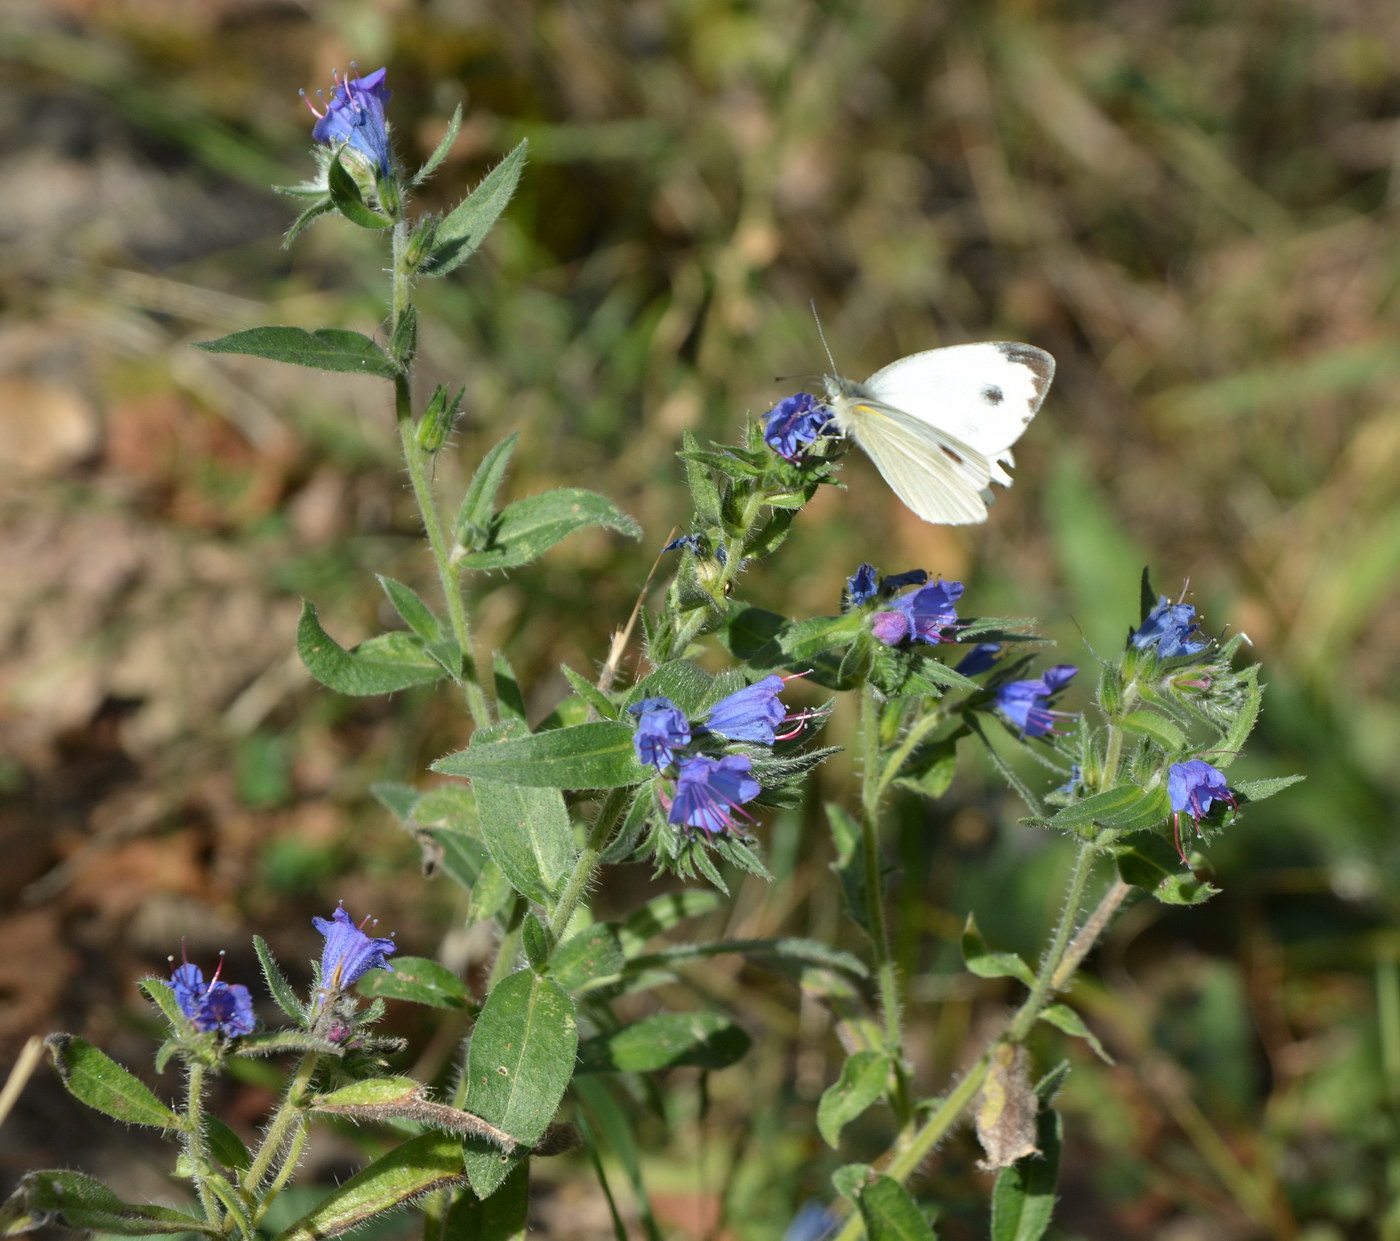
[826,342,1054,525]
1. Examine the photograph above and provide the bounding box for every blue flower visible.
[304,66,393,176]
[169,955,255,1038]
[783,1202,840,1241]
[993,664,1077,736]
[1168,759,1234,819]
[1167,759,1237,862]
[763,393,832,460]
[314,904,396,995]
[846,563,878,605]
[703,674,788,744]
[1131,595,1209,658]
[870,578,964,646]
[628,696,692,768]
[668,755,761,834]
[955,643,1002,677]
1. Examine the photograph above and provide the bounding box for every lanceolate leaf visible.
[354,955,470,1009]
[818,1051,891,1147]
[44,1036,181,1130]
[961,915,1036,988]
[270,1132,469,1241]
[297,602,448,695]
[456,488,642,571]
[194,327,397,378]
[990,1106,1062,1241]
[454,433,519,545]
[473,778,577,903]
[420,139,529,278]
[433,721,646,790]
[576,1011,750,1074]
[858,1175,938,1241]
[17,1170,216,1236]
[463,971,578,1198]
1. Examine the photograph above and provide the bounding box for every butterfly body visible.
[823,341,1055,525]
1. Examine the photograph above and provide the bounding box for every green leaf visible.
[254,935,306,1024]
[137,978,187,1031]
[202,1114,251,1171]
[990,1106,1062,1241]
[281,195,335,248]
[560,662,618,719]
[413,104,463,187]
[626,659,715,717]
[522,912,551,970]
[1111,834,1220,905]
[961,915,1036,987]
[421,139,529,277]
[1232,774,1305,802]
[17,1170,215,1236]
[271,1132,468,1241]
[371,781,423,824]
[832,1163,872,1203]
[434,720,647,790]
[456,488,642,572]
[355,955,470,1009]
[1038,1003,1114,1065]
[473,776,577,904]
[577,1011,750,1074]
[892,738,958,800]
[493,651,528,724]
[454,433,520,545]
[327,152,393,229]
[297,602,448,695]
[615,890,725,953]
[194,326,397,378]
[551,923,625,993]
[442,1162,527,1241]
[859,1174,938,1240]
[1115,709,1187,752]
[681,428,723,525]
[463,971,578,1198]
[818,1051,891,1147]
[376,575,443,643]
[1045,784,1171,834]
[44,1035,181,1130]
[826,801,872,939]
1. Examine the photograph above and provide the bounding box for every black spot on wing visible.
[981,385,1004,405]
[996,343,1055,399]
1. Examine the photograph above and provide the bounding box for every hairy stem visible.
[185,1061,219,1226]
[244,1052,321,1223]
[547,787,630,942]
[389,220,493,727]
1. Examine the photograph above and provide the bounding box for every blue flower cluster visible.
[170,953,255,1039]
[313,903,397,996]
[1167,759,1237,861]
[303,65,393,177]
[1131,595,1210,658]
[628,675,806,834]
[763,393,832,460]
[993,664,1078,737]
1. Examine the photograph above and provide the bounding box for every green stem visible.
[875,706,946,798]
[185,1061,219,1226]
[1007,841,1098,1044]
[547,788,630,942]
[388,221,494,727]
[243,1051,321,1222]
[857,686,906,1074]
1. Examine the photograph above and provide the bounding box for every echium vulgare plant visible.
[6,67,1301,1241]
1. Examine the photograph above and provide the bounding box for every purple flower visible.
[846,563,878,605]
[314,904,396,994]
[303,66,393,176]
[763,393,832,460]
[993,664,1078,736]
[668,755,761,834]
[169,955,255,1038]
[1168,760,1235,819]
[628,696,692,769]
[1168,759,1237,862]
[955,643,1002,677]
[703,675,787,744]
[871,578,964,646]
[1131,595,1209,658]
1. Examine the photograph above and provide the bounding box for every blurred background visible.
[2,0,1398,1237]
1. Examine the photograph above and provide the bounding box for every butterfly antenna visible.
[810,300,838,373]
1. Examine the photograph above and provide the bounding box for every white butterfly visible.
[823,341,1055,525]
